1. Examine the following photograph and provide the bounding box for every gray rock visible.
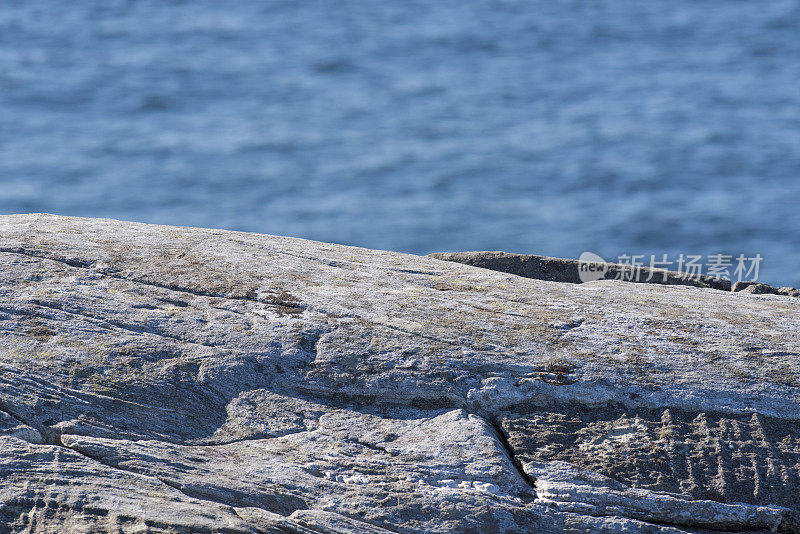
[734,280,800,298]
[1,214,799,533]
[429,251,732,291]
[733,281,779,294]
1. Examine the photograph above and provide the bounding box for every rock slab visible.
[1,214,799,533]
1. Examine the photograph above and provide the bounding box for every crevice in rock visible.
[0,403,30,428]
[0,247,95,269]
[388,268,441,276]
[292,385,466,415]
[0,399,59,445]
[298,330,324,363]
[0,402,49,444]
[29,299,218,349]
[484,416,537,492]
[552,502,797,534]
[348,438,389,454]
[459,301,538,321]
[576,510,783,533]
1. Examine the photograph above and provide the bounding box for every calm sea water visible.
[1,1,799,285]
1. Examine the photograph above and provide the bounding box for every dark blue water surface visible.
[2,1,799,285]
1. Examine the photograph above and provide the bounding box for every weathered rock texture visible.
[1,214,799,533]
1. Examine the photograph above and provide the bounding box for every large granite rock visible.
[1,214,799,533]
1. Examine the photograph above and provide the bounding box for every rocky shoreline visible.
[1,214,799,533]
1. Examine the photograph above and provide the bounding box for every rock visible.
[525,459,789,532]
[0,411,43,444]
[1,214,799,533]
[733,281,800,298]
[0,436,262,533]
[733,281,779,294]
[779,287,800,298]
[429,251,732,291]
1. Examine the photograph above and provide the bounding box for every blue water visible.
[2,1,799,285]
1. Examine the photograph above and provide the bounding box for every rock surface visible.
[1,214,799,533]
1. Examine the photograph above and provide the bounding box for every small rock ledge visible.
[431,251,800,297]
